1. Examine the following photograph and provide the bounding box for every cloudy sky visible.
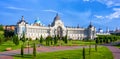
[0,0,120,31]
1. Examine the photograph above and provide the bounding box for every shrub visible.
[54,35,58,45]
[13,35,19,45]
[21,44,24,57]
[33,43,36,57]
[40,35,43,44]
[83,47,85,59]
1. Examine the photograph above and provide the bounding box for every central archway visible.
[57,26,63,38]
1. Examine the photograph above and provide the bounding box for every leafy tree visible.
[54,35,58,45]
[95,38,99,44]
[95,44,97,52]
[21,44,24,57]
[64,35,68,44]
[33,43,36,57]
[83,47,85,59]
[0,25,3,31]
[40,35,43,44]
[46,36,51,46]
[103,39,105,43]
[35,38,39,40]
[4,30,14,38]
[89,44,91,55]
[0,34,4,45]
[105,39,109,43]
[13,35,19,45]
[50,37,53,45]
[21,31,26,43]
[99,39,102,44]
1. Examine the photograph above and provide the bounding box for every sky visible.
[0,0,120,31]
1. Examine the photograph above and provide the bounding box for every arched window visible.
[57,26,63,38]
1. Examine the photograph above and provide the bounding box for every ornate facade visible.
[15,14,96,40]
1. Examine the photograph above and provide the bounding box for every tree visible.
[89,40,91,55]
[35,38,39,40]
[54,35,58,45]
[40,35,43,44]
[50,37,53,45]
[95,38,99,44]
[21,31,26,43]
[46,36,51,46]
[83,47,85,59]
[64,35,68,44]
[95,44,97,52]
[105,39,109,43]
[4,30,14,38]
[0,25,3,31]
[13,35,19,45]
[33,43,36,57]
[103,39,105,43]
[21,44,24,57]
[0,34,4,45]
[99,39,102,44]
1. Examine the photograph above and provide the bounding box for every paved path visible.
[0,56,13,59]
[0,46,91,59]
[107,46,120,59]
[103,41,120,59]
[1,41,120,59]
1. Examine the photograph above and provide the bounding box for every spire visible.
[51,13,61,26]
[88,21,93,28]
[54,13,60,21]
[77,24,80,28]
[106,27,109,33]
[21,16,24,21]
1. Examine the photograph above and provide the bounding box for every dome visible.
[34,19,41,24]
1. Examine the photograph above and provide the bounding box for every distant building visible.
[15,14,96,40]
[110,27,120,35]
[96,27,110,35]
[3,25,15,31]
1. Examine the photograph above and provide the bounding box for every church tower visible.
[87,22,96,39]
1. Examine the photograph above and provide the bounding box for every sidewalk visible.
[107,46,120,59]
[0,46,89,59]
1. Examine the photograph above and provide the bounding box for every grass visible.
[0,41,22,52]
[0,31,4,34]
[14,46,113,59]
[114,44,120,48]
[41,40,95,46]
[0,40,95,52]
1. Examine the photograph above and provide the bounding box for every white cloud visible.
[83,0,90,2]
[94,15,104,19]
[42,9,63,15]
[95,8,120,19]
[84,0,120,7]
[6,6,28,11]
[107,8,120,19]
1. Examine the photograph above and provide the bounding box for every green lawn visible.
[0,40,39,52]
[0,31,4,34]
[41,40,95,46]
[0,41,22,52]
[114,44,120,48]
[0,40,95,52]
[14,46,113,59]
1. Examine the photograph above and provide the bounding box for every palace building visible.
[15,14,96,40]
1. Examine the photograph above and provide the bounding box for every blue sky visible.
[0,0,120,31]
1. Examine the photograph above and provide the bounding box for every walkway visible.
[1,42,120,59]
[0,46,90,59]
[107,46,120,59]
[103,41,120,59]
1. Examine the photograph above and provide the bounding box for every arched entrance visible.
[57,26,63,38]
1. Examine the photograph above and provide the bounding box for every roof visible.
[17,16,28,24]
[51,13,61,26]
